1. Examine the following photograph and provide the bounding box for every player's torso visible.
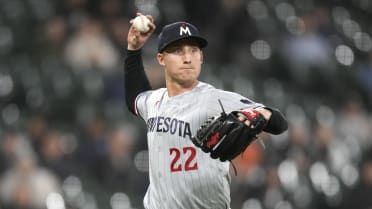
[142,84,231,209]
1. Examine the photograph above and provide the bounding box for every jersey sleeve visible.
[135,90,153,120]
[205,89,264,116]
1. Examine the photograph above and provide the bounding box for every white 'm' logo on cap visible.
[180,25,191,36]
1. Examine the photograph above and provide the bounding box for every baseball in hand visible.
[132,15,150,33]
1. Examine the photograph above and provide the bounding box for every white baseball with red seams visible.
[135,81,264,209]
[132,15,150,33]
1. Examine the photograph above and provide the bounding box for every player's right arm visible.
[124,13,156,115]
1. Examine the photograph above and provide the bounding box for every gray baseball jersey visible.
[135,81,264,209]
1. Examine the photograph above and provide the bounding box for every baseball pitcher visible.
[124,13,288,209]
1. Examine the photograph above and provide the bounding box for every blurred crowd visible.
[0,0,372,209]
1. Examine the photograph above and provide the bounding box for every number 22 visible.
[169,147,198,172]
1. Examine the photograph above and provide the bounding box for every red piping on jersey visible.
[134,95,139,116]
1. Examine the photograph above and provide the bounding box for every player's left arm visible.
[206,89,288,135]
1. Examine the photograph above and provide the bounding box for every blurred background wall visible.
[0,0,372,209]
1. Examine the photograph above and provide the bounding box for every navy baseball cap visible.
[158,22,208,52]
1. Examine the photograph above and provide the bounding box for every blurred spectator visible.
[282,8,335,89]
[107,17,131,49]
[262,167,285,209]
[336,98,372,149]
[99,0,123,19]
[313,121,335,162]
[76,116,108,181]
[26,114,48,155]
[0,157,61,209]
[233,141,265,179]
[230,141,266,209]
[39,130,79,179]
[0,132,36,171]
[64,17,119,72]
[103,125,136,191]
[356,52,372,106]
[341,158,372,209]
[42,16,68,57]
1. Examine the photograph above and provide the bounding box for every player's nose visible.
[183,52,192,63]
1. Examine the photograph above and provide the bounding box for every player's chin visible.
[176,76,198,86]
[178,68,196,77]
[178,70,198,79]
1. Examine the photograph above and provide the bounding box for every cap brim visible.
[159,36,208,52]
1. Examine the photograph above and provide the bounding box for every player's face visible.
[157,39,203,86]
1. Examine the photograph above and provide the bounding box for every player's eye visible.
[174,49,183,55]
[167,47,183,55]
[191,47,200,53]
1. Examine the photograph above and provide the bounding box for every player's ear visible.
[200,50,204,63]
[157,53,165,66]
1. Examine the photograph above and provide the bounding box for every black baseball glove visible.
[191,108,267,162]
